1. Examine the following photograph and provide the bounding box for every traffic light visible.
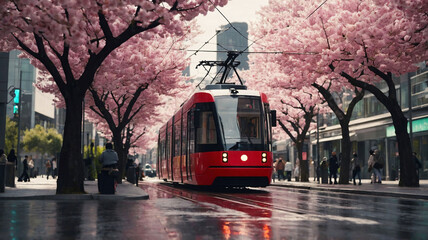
[13,88,20,119]
[13,88,20,104]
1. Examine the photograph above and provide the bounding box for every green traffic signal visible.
[13,105,19,114]
[14,88,20,104]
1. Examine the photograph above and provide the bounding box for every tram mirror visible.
[271,110,277,127]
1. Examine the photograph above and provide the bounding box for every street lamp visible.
[316,112,320,183]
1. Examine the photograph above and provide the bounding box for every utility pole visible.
[16,71,23,173]
[408,77,413,148]
[316,113,320,183]
[0,52,9,151]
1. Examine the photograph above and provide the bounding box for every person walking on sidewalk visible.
[51,158,57,179]
[413,152,422,179]
[329,152,339,184]
[351,152,361,185]
[18,155,30,182]
[272,159,277,183]
[275,158,285,181]
[294,160,300,182]
[368,149,383,183]
[0,149,7,163]
[7,149,17,170]
[45,159,52,179]
[28,156,34,178]
[284,159,293,181]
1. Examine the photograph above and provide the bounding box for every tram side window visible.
[160,139,166,160]
[196,111,217,144]
[174,120,181,156]
[264,103,272,151]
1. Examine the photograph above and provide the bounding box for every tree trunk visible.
[339,122,351,184]
[391,106,418,187]
[313,83,363,185]
[56,91,85,194]
[112,131,126,184]
[341,68,418,187]
[297,140,309,182]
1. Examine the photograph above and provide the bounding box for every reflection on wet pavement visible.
[1,180,428,239]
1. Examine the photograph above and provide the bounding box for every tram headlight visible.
[222,152,228,163]
[261,152,267,163]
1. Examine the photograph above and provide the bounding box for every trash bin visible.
[98,169,117,194]
[0,162,5,193]
[127,166,136,184]
[321,160,328,184]
[5,163,15,187]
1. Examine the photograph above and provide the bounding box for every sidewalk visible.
[271,178,428,200]
[2,177,427,201]
[0,177,149,200]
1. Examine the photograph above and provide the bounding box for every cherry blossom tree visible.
[243,54,324,182]
[0,0,228,193]
[252,0,427,187]
[84,33,192,181]
[275,88,319,182]
[312,83,364,184]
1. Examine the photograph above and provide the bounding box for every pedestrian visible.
[329,151,339,184]
[45,159,52,179]
[275,158,285,181]
[28,155,34,178]
[18,155,30,182]
[368,149,383,183]
[0,149,7,163]
[6,149,16,187]
[100,143,119,168]
[284,159,293,181]
[138,163,144,181]
[99,143,119,194]
[272,159,277,183]
[294,160,300,182]
[321,157,328,184]
[51,158,57,179]
[313,159,318,182]
[7,149,17,169]
[351,152,361,185]
[413,152,422,178]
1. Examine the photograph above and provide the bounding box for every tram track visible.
[156,182,317,216]
[141,182,382,225]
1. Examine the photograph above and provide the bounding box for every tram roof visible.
[159,84,269,132]
[200,84,260,97]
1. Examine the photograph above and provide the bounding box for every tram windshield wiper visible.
[229,141,249,150]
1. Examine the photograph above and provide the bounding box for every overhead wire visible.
[187,0,329,92]
[306,0,329,19]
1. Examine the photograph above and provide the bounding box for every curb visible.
[271,183,428,201]
[0,193,149,200]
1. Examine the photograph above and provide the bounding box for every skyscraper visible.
[216,22,249,77]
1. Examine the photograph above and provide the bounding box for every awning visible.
[311,132,356,144]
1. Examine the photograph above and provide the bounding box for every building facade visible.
[310,63,428,180]
[272,63,428,180]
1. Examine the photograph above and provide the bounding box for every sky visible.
[188,0,269,80]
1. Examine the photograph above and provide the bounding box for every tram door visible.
[173,118,181,182]
[181,111,188,182]
[167,123,173,180]
[187,109,195,181]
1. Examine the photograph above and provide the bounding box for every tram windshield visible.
[215,96,266,151]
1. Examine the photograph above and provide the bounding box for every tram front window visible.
[215,96,265,151]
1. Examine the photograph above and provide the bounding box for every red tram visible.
[157,84,276,187]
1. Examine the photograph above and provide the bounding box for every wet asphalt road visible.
[1,179,428,240]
